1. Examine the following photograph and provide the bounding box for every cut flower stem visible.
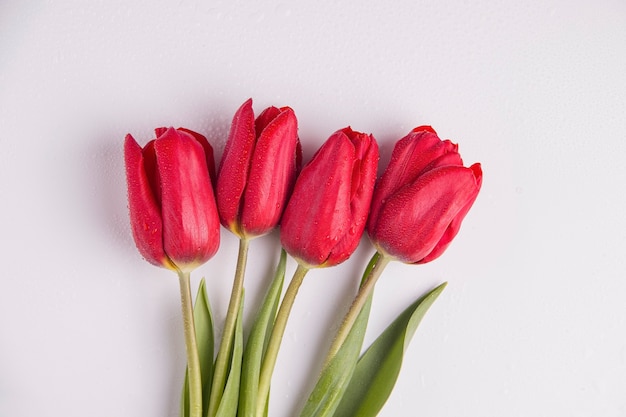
[323,252,391,368]
[208,238,250,417]
[178,270,203,417]
[255,263,310,417]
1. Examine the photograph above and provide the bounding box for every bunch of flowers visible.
[124,98,482,417]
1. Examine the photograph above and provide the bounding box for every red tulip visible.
[217,99,301,238]
[367,126,482,264]
[124,127,220,272]
[280,127,379,267]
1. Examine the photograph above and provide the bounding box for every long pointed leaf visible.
[181,369,190,417]
[333,282,447,417]
[215,291,245,417]
[181,278,215,417]
[239,250,286,417]
[298,255,380,417]
[196,279,216,409]
[299,296,372,417]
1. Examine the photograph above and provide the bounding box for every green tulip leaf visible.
[333,282,447,417]
[181,371,190,417]
[214,291,245,417]
[180,278,215,417]
[298,255,381,417]
[239,250,286,417]
[299,297,372,417]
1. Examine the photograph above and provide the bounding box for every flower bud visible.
[124,127,220,272]
[217,99,301,238]
[367,126,482,264]
[280,127,379,268]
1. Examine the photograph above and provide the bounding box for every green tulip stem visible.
[255,263,310,417]
[322,251,391,368]
[178,270,203,417]
[208,238,250,417]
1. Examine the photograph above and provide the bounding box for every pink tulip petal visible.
[281,131,355,266]
[255,105,282,133]
[217,98,257,234]
[417,163,482,263]
[124,134,171,268]
[155,128,220,270]
[141,140,161,205]
[410,125,437,134]
[241,107,299,236]
[372,165,480,263]
[326,129,379,266]
[178,127,217,183]
[369,130,458,225]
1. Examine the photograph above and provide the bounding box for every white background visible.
[1,1,625,416]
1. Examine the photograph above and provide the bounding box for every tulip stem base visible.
[208,238,250,417]
[323,252,391,367]
[256,263,309,417]
[178,270,203,417]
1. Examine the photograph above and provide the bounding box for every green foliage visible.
[215,291,245,417]
[239,251,286,417]
[298,254,380,417]
[333,283,447,417]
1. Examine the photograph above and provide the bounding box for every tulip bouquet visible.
[123,99,482,417]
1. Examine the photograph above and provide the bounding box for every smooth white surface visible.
[1,1,625,416]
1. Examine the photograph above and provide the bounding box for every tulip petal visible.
[421,147,463,173]
[410,125,437,135]
[326,129,379,266]
[242,107,299,236]
[217,99,257,234]
[254,105,282,133]
[368,130,458,225]
[178,127,217,184]
[124,134,171,268]
[372,165,480,263]
[384,131,452,188]
[155,128,220,270]
[418,163,482,263]
[141,140,161,204]
[281,131,355,267]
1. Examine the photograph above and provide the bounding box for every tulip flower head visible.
[367,126,482,264]
[124,127,221,272]
[280,127,379,268]
[217,98,301,239]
